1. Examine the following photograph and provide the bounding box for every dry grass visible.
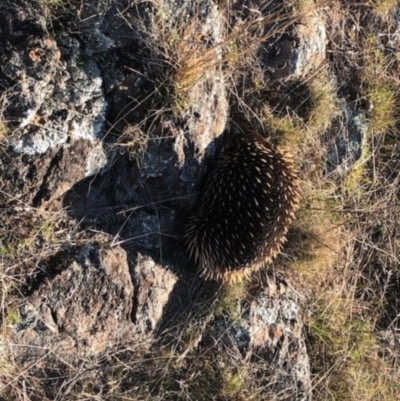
[0,204,110,400]
[1,0,400,400]
[262,2,400,399]
[135,0,305,116]
[372,0,399,14]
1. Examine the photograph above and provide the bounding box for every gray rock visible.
[325,101,369,175]
[266,11,327,80]
[10,245,178,365]
[0,0,107,155]
[216,280,311,401]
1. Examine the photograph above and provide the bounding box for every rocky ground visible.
[1,1,399,400]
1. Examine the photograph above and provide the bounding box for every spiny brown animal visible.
[183,132,300,282]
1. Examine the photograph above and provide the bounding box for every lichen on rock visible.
[0,0,108,155]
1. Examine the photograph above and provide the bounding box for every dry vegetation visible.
[1,0,400,400]
[280,2,400,400]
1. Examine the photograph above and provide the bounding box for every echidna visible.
[183,132,300,282]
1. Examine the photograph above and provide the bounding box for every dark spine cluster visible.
[183,132,300,281]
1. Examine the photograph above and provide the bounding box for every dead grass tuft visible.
[372,0,399,15]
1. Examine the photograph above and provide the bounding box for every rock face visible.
[245,287,310,400]
[0,0,109,207]
[1,0,108,155]
[12,245,178,364]
[264,11,327,80]
[324,101,369,175]
[215,279,311,400]
[2,0,311,399]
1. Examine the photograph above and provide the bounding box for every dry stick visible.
[147,190,164,263]
[111,209,135,247]
[111,231,178,247]
[310,355,350,393]
[117,194,196,215]
[111,194,195,247]
[54,362,87,401]
[354,237,400,264]
[308,206,400,213]
[1,347,59,393]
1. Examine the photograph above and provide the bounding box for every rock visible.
[0,150,54,204]
[138,1,228,188]
[10,245,178,366]
[133,254,178,335]
[61,0,229,256]
[265,11,327,80]
[0,0,110,206]
[215,279,311,401]
[324,100,369,175]
[178,3,229,159]
[0,139,108,206]
[0,0,107,155]
[11,244,134,363]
